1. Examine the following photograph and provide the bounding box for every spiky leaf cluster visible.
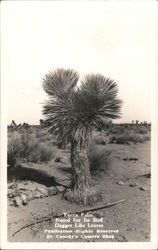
[42,69,122,146]
[42,68,79,97]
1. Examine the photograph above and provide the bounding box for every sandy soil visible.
[8,141,151,242]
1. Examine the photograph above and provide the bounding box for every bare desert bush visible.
[110,133,150,144]
[8,132,55,167]
[88,142,111,172]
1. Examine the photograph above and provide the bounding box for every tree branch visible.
[13,199,126,237]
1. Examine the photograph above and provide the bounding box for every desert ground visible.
[7,123,151,242]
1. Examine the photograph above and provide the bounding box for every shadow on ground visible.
[7,165,67,187]
[58,166,72,174]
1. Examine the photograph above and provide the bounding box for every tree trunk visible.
[64,140,102,205]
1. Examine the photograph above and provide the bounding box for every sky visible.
[1,1,157,125]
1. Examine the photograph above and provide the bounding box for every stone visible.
[129,183,137,187]
[139,187,147,191]
[56,186,66,193]
[24,190,36,200]
[55,157,61,162]
[20,194,28,205]
[33,190,44,198]
[8,193,15,199]
[35,187,48,196]
[117,181,124,185]
[48,186,58,196]
[13,197,23,207]
[23,181,29,185]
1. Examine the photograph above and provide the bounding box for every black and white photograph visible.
[1,1,158,249]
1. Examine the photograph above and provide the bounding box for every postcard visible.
[1,1,158,249]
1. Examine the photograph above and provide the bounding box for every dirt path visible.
[8,142,151,242]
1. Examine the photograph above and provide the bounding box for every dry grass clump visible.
[8,132,55,167]
[88,142,111,172]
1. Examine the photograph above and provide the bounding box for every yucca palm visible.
[42,68,122,205]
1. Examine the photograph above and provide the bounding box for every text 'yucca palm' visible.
[42,68,122,205]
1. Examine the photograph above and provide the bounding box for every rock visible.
[8,193,15,199]
[48,186,58,196]
[139,187,147,191]
[8,181,17,189]
[20,194,28,205]
[8,189,15,196]
[35,187,48,196]
[33,190,44,198]
[23,181,29,185]
[129,183,137,187]
[16,183,27,191]
[105,138,110,144]
[24,190,36,200]
[13,197,23,207]
[55,157,61,162]
[23,182,46,192]
[117,181,124,185]
[57,186,66,193]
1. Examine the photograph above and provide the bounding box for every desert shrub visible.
[93,135,107,145]
[20,133,39,160]
[35,128,56,144]
[8,132,55,167]
[110,133,150,144]
[136,127,149,134]
[108,128,118,134]
[8,132,24,167]
[35,143,54,162]
[128,134,150,143]
[88,143,111,172]
[108,126,124,135]
[110,135,127,144]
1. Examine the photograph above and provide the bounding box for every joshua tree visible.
[10,120,17,128]
[136,120,139,126]
[42,68,122,205]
